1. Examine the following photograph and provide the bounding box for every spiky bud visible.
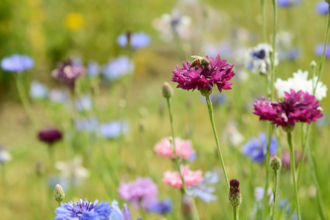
[200,87,213,97]
[282,124,294,133]
[54,184,65,203]
[228,179,242,208]
[162,82,173,99]
[270,156,282,171]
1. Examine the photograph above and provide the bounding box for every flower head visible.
[253,89,323,129]
[117,32,151,49]
[100,121,129,139]
[1,54,34,72]
[154,137,195,160]
[52,59,85,88]
[146,199,172,214]
[316,2,329,15]
[314,43,330,57]
[102,56,134,80]
[0,147,11,164]
[277,0,299,7]
[29,81,48,99]
[75,117,99,133]
[228,179,242,207]
[118,177,158,208]
[254,187,273,205]
[87,61,100,77]
[64,13,84,31]
[163,165,203,188]
[110,201,132,220]
[38,128,63,145]
[75,95,93,112]
[172,55,235,93]
[242,133,277,163]
[54,199,112,220]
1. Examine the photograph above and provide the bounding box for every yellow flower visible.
[64,13,84,31]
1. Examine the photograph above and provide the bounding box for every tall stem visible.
[261,0,266,42]
[271,170,278,220]
[263,124,273,218]
[271,0,277,101]
[205,96,229,188]
[287,132,301,220]
[233,206,239,220]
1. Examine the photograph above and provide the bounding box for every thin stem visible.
[58,202,61,207]
[287,132,301,220]
[233,206,239,220]
[261,0,266,42]
[270,0,277,101]
[271,171,279,220]
[205,96,229,188]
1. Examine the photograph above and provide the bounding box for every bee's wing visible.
[191,55,202,59]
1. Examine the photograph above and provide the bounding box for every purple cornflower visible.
[102,56,134,80]
[29,80,48,99]
[117,32,151,49]
[253,89,323,129]
[277,0,299,7]
[52,59,86,88]
[242,133,277,163]
[38,128,63,145]
[1,54,34,72]
[54,199,112,220]
[110,201,132,220]
[314,43,330,57]
[118,177,158,208]
[172,55,235,93]
[146,199,172,214]
[100,121,129,139]
[316,2,329,15]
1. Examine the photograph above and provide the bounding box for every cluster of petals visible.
[172,55,235,92]
[163,165,203,188]
[52,59,85,88]
[154,137,195,160]
[253,89,323,128]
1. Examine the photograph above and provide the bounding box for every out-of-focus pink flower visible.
[163,165,203,188]
[172,55,235,93]
[253,89,323,128]
[52,59,85,88]
[154,138,195,160]
[282,150,306,169]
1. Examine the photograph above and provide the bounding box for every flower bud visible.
[200,87,213,97]
[162,82,173,99]
[310,60,317,68]
[54,184,65,203]
[228,179,242,208]
[282,124,294,133]
[182,194,194,220]
[270,156,282,171]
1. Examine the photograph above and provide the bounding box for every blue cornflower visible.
[72,56,83,67]
[87,60,99,77]
[316,2,329,15]
[29,80,48,99]
[75,117,99,133]
[1,54,34,72]
[314,43,330,57]
[110,200,132,220]
[75,95,93,112]
[187,170,219,203]
[117,32,151,49]
[55,199,112,220]
[49,89,69,104]
[277,0,299,7]
[102,56,134,80]
[146,199,172,214]
[242,133,277,163]
[278,48,302,60]
[100,121,129,139]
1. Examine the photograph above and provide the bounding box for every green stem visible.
[287,132,301,220]
[233,206,239,220]
[261,0,266,42]
[205,96,229,188]
[263,124,273,218]
[58,202,61,207]
[270,0,277,101]
[271,171,278,220]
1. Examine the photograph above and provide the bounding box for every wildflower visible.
[49,89,69,104]
[163,165,203,188]
[154,137,196,160]
[270,156,282,171]
[54,199,112,220]
[99,121,129,139]
[117,32,151,49]
[38,128,63,145]
[277,0,299,7]
[55,156,90,181]
[254,187,274,205]
[110,200,132,220]
[222,121,244,147]
[75,95,93,112]
[0,147,11,164]
[118,177,158,208]
[29,80,48,99]
[314,43,330,57]
[316,2,329,15]
[146,199,172,214]
[171,55,235,93]
[64,12,84,30]
[1,54,34,72]
[228,179,242,207]
[54,184,65,203]
[274,69,327,101]
[253,89,323,130]
[242,133,277,163]
[102,56,134,80]
[187,170,219,202]
[52,59,85,88]
[87,60,99,77]
[75,117,99,133]
[162,82,173,99]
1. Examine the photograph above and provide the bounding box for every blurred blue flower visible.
[117,32,151,49]
[102,56,134,80]
[314,43,330,57]
[316,2,329,15]
[278,48,302,60]
[72,56,83,66]
[55,199,112,220]
[0,147,11,164]
[100,121,129,139]
[242,133,277,163]
[49,89,69,104]
[201,94,227,107]
[277,0,299,7]
[75,117,99,133]
[29,80,48,99]
[48,176,70,191]
[75,95,93,112]
[87,60,99,77]
[1,54,34,72]
[286,206,299,220]
[203,41,232,59]
[110,200,132,220]
[146,199,172,214]
[187,170,219,203]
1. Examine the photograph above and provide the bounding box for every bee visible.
[190,55,210,70]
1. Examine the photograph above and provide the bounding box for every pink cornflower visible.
[172,55,235,93]
[52,59,85,88]
[154,137,195,160]
[253,89,323,129]
[163,165,203,188]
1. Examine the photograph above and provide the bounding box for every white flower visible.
[0,147,11,164]
[223,121,244,147]
[55,156,89,180]
[245,43,278,75]
[274,69,327,100]
[254,187,273,205]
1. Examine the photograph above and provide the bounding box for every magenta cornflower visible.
[163,165,203,189]
[253,89,323,129]
[154,137,195,160]
[171,55,235,93]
